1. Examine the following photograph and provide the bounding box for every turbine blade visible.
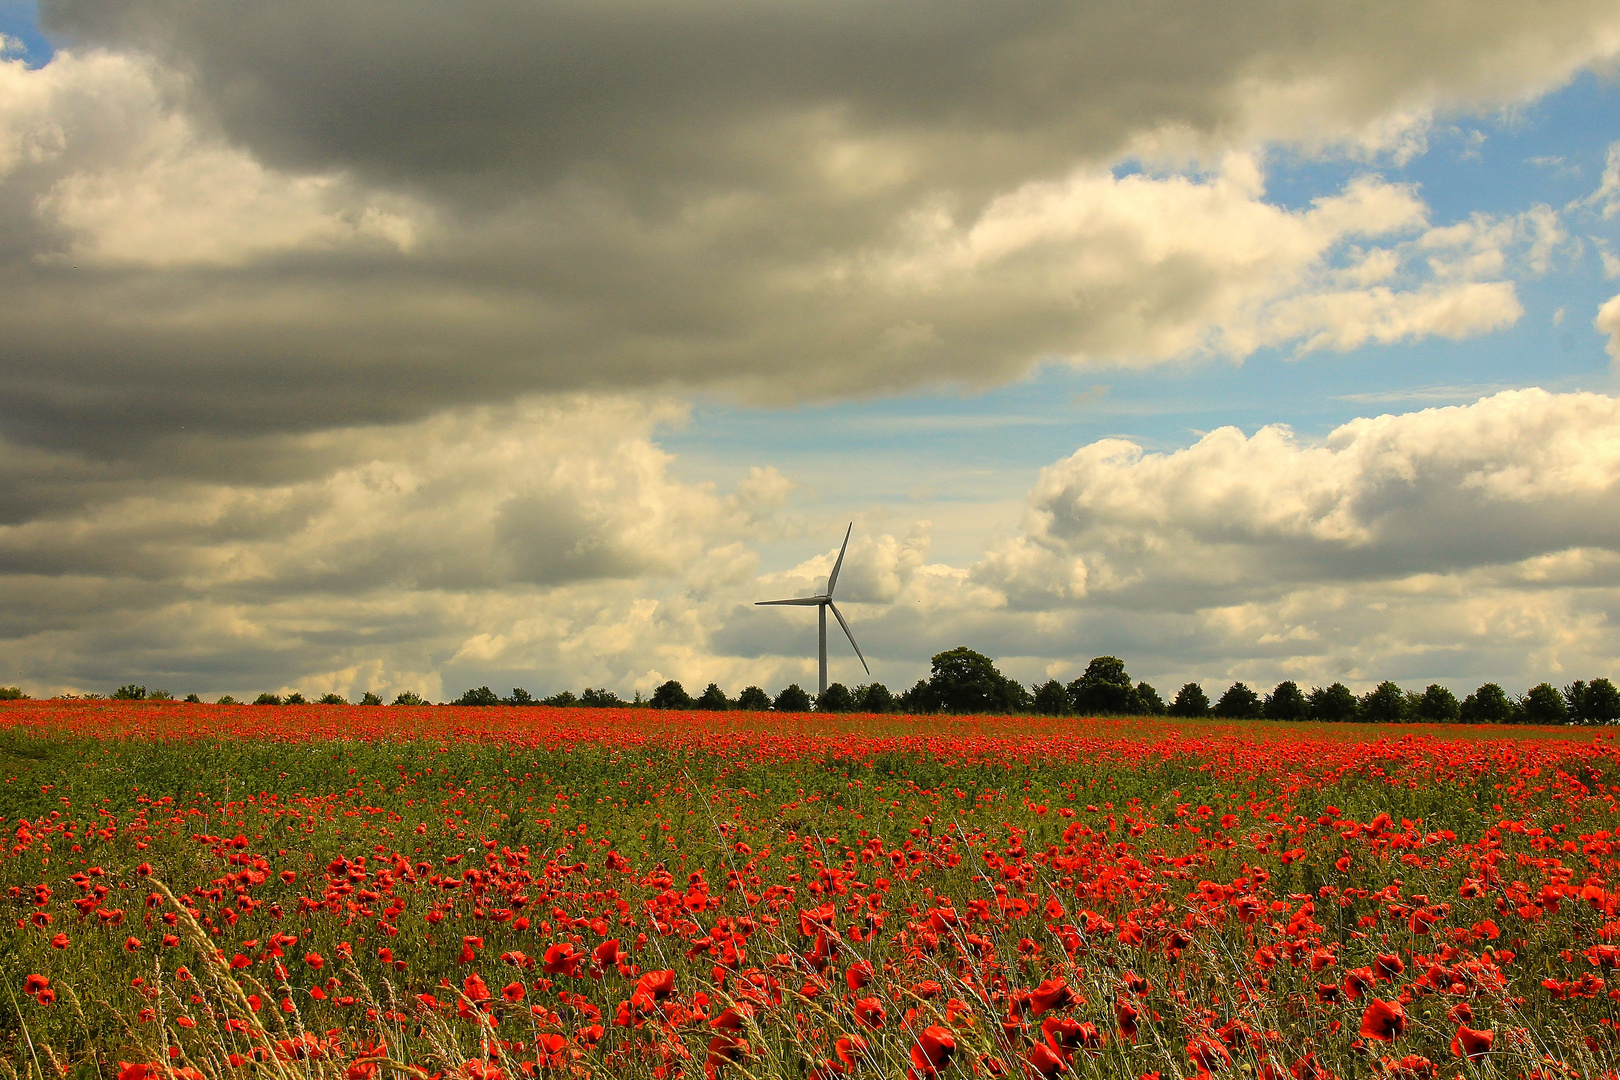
[756,597,828,606]
[827,601,870,675]
[826,523,852,597]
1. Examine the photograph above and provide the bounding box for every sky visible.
[2,0,1620,703]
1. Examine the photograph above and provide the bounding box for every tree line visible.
[52,648,1620,725]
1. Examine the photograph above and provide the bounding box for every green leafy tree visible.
[1263,681,1309,721]
[283,692,307,705]
[318,692,346,705]
[1168,683,1209,717]
[454,686,501,706]
[649,680,691,709]
[774,684,812,712]
[392,691,425,706]
[359,691,383,705]
[541,690,578,706]
[1521,682,1569,726]
[736,686,772,711]
[929,646,1022,714]
[112,685,147,701]
[1359,681,1406,724]
[182,693,202,703]
[1584,678,1620,725]
[254,693,282,706]
[1307,683,1358,722]
[1067,656,1134,715]
[1413,684,1461,722]
[856,683,895,713]
[147,689,174,701]
[897,679,937,713]
[0,686,28,701]
[215,695,239,705]
[1213,682,1262,719]
[1131,682,1166,716]
[696,683,731,710]
[580,687,625,707]
[1033,679,1069,716]
[505,688,535,705]
[1460,683,1515,724]
[817,683,855,712]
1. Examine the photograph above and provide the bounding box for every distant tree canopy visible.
[774,684,812,712]
[1213,682,1262,719]
[736,686,772,711]
[1169,683,1209,718]
[1414,684,1460,722]
[1308,683,1358,723]
[1264,681,1309,722]
[928,647,1026,714]
[857,683,895,713]
[817,683,856,713]
[1358,681,1405,725]
[1460,683,1514,724]
[650,680,692,709]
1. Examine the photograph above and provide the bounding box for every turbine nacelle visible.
[756,523,869,696]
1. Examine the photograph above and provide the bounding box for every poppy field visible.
[4,702,1620,1080]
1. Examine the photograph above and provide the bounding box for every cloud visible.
[0,0,1614,457]
[1599,291,1620,361]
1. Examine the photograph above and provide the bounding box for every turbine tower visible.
[756,523,869,696]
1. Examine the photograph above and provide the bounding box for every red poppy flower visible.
[502,982,524,1003]
[853,996,886,1030]
[908,1025,955,1080]
[1359,998,1406,1042]
[118,1064,152,1080]
[1450,1025,1493,1061]
[846,960,874,991]
[593,939,621,970]
[124,937,141,952]
[1186,1039,1230,1076]
[1342,967,1375,1001]
[462,974,490,1003]
[1029,976,1078,1016]
[304,952,324,970]
[24,975,48,995]
[50,933,68,949]
[1026,1043,1065,1078]
[835,1035,868,1069]
[1115,1000,1139,1041]
[543,943,583,977]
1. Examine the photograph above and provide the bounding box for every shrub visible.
[1213,682,1262,719]
[215,695,238,705]
[183,693,202,703]
[1522,682,1569,726]
[253,693,282,706]
[505,688,535,705]
[1359,681,1406,724]
[392,691,425,706]
[111,685,147,701]
[359,691,383,705]
[735,686,772,711]
[1460,683,1516,724]
[1413,684,1461,722]
[454,686,501,707]
[695,683,731,711]
[1033,679,1069,716]
[817,683,855,713]
[773,684,812,712]
[1168,683,1209,718]
[1263,681,1309,721]
[1308,683,1358,722]
[1131,681,1166,716]
[541,691,577,706]
[283,692,306,705]
[318,692,346,705]
[147,689,175,701]
[649,680,691,709]
[579,687,625,707]
[0,686,27,700]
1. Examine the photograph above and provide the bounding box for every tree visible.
[1585,678,1620,725]
[541,690,577,706]
[650,680,692,709]
[148,689,174,701]
[318,692,346,705]
[1459,684,1514,724]
[1068,656,1134,715]
[897,679,936,714]
[696,683,731,710]
[857,683,895,713]
[359,691,383,705]
[1169,683,1209,718]
[182,693,202,703]
[216,695,239,705]
[817,683,855,712]
[774,684,812,712]
[580,687,625,707]
[0,686,26,701]
[1131,682,1167,716]
[1521,682,1569,726]
[112,685,147,701]
[254,693,282,705]
[1359,681,1406,724]
[1308,683,1358,722]
[1263,681,1309,721]
[1033,679,1069,716]
[929,646,1022,714]
[1413,684,1460,723]
[736,686,772,711]
[1213,683,1262,719]
[505,687,536,705]
[455,686,501,706]
[392,691,425,706]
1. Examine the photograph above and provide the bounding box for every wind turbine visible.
[756,523,869,696]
